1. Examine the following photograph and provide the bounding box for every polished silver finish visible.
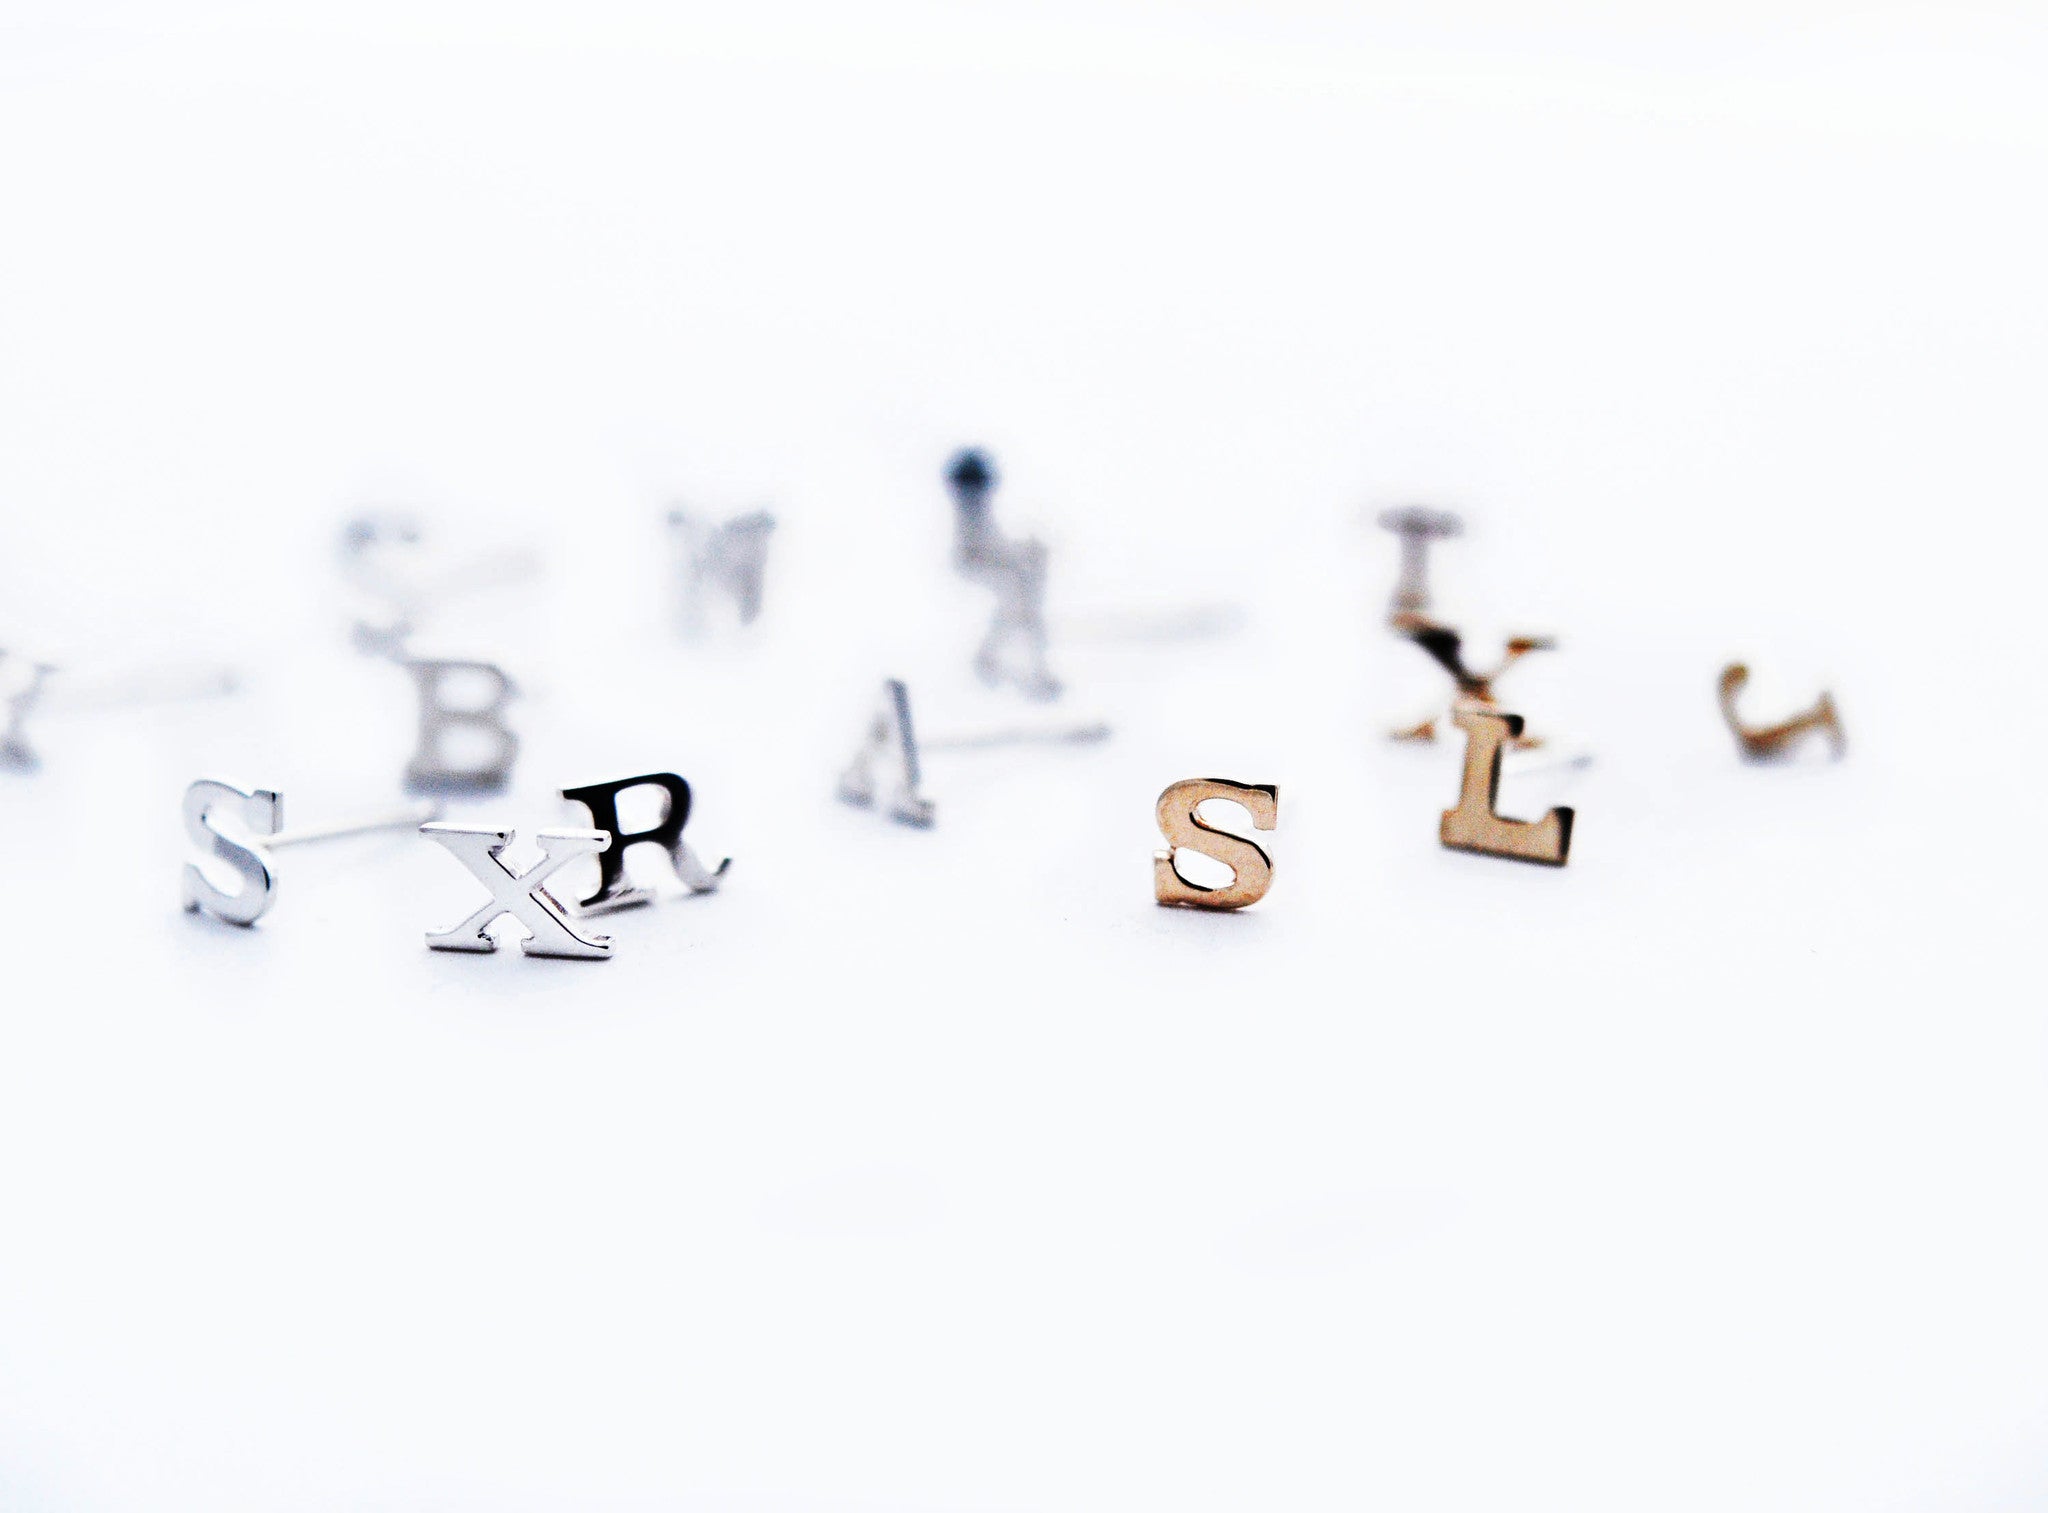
[402,658,518,793]
[837,678,935,826]
[181,779,283,925]
[667,508,776,636]
[921,721,1112,752]
[561,772,730,914]
[946,448,1061,701]
[181,781,436,926]
[1377,505,1464,620]
[0,653,55,772]
[421,824,613,959]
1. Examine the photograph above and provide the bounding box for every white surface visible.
[2,4,2046,1509]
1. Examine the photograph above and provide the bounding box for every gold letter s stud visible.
[1153,779,1279,910]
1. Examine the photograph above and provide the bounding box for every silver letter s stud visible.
[182,779,283,925]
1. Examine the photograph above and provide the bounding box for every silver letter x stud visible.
[421,823,613,959]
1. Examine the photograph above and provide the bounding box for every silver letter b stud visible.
[402,658,518,793]
[422,824,613,959]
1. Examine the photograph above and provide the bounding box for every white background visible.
[2,3,2046,1509]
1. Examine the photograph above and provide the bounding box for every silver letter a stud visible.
[422,824,613,959]
[837,678,935,827]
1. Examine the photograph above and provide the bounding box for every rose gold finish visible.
[1391,616,1551,748]
[1153,778,1278,910]
[1717,664,1845,761]
[1439,709,1573,866]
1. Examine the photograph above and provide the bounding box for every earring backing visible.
[181,778,436,926]
[1718,663,1844,761]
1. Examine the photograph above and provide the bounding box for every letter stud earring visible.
[1718,663,1845,761]
[1154,778,1279,909]
[181,778,435,926]
[402,658,519,793]
[421,824,614,959]
[1439,709,1573,865]
[838,678,935,826]
[561,771,730,913]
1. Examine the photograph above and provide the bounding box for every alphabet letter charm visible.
[837,679,935,826]
[946,450,1062,701]
[560,772,730,913]
[1391,621,1554,744]
[402,658,519,793]
[421,824,613,959]
[668,509,777,636]
[1439,709,1573,865]
[1153,779,1279,909]
[0,652,55,772]
[182,779,283,925]
[1717,663,1845,761]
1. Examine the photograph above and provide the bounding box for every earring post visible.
[267,800,441,850]
[921,721,1112,752]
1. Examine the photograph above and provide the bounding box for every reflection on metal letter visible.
[560,772,730,913]
[1439,708,1573,866]
[422,824,613,959]
[1153,778,1279,910]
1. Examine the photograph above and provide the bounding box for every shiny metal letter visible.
[837,679,935,827]
[421,824,613,959]
[1153,778,1278,910]
[560,772,730,913]
[402,658,518,793]
[1440,708,1573,866]
[182,779,283,925]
